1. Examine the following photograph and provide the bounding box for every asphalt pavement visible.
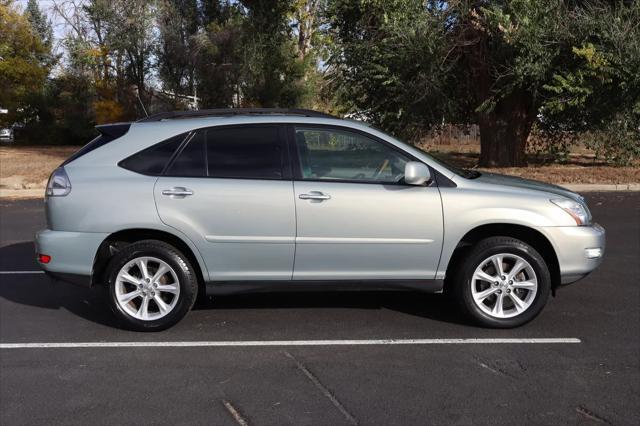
[0,192,638,425]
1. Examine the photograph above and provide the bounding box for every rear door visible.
[290,125,443,280]
[154,125,296,281]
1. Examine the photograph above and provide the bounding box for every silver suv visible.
[35,109,605,331]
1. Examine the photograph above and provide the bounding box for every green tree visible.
[326,0,455,136]
[194,1,313,109]
[0,2,49,127]
[540,2,640,164]
[194,1,245,107]
[238,0,306,107]
[24,0,54,66]
[157,0,200,106]
[327,0,640,167]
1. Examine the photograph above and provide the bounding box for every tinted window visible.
[206,126,284,179]
[63,123,131,166]
[165,131,206,177]
[294,127,408,183]
[119,133,186,175]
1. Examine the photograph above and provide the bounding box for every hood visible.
[474,172,583,202]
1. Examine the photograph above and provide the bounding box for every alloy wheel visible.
[115,256,181,321]
[470,253,538,319]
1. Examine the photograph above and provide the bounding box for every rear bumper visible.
[34,229,108,284]
[542,223,606,285]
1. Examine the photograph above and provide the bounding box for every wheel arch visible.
[443,223,561,293]
[91,228,207,295]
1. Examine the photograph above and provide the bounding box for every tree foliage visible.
[3,0,638,166]
[0,2,50,127]
[327,0,640,166]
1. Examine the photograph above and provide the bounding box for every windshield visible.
[362,122,481,179]
[411,145,481,179]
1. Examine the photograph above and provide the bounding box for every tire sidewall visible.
[459,239,551,328]
[107,242,196,331]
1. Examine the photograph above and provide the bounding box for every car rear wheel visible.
[106,240,198,331]
[453,237,551,328]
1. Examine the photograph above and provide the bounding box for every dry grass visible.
[0,146,77,189]
[425,144,640,185]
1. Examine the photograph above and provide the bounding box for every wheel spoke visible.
[474,286,499,302]
[511,280,536,289]
[154,295,170,313]
[118,290,142,304]
[137,296,150,320]
[120,272,140,285]
[508,260,526,280]
[151,264,169,283]
[491,292,505,316]
[509,292,526,312]
[474,270,496,284]
[492,255,504,277]
[137,259,150,280]
[156,284,179,294]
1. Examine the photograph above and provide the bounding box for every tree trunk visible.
[478,90,536,167]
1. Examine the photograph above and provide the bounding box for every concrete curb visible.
[0,188,44,200]
[562,183,640,192]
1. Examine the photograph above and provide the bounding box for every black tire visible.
[106,239,198,332]
[452,236,551,328]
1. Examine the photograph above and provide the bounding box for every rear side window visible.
[165,131,206,177]
[62,123,131,166]
[119,133,187,175]
[165,126,285,179]
[207,126,284,179]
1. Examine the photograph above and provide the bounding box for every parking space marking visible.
[284,350,358,425]
[0,338,581,349]
[0,271,44,274]
[222,400,250,426]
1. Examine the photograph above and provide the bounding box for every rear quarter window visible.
[62,123,131,166]
[118,133,188,175]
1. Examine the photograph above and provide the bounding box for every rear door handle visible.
[162,187,194,197]
[299,191,331,201]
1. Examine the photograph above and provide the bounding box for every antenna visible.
[131,85,148,118]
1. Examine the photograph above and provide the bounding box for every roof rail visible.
[137,108,336,122]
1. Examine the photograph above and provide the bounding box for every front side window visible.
[294,127,408,183]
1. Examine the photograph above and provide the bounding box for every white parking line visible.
[0,271,44,274]
[0,338,581,349]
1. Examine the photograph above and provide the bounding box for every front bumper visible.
[542,223,606,285]
[35,229,109,286]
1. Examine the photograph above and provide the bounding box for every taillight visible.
[46,167,72,197]
[38,254,51,264]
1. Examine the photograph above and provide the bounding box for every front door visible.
[155,125,296,281]
[290,125,443,280]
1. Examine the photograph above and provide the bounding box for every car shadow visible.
[1,242,468,328]
[0,242,119,328]
[195,290,469,326]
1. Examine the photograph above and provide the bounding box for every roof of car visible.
[137,108,336,122]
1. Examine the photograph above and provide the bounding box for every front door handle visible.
[162,187,194,197]
[299,191,331,201]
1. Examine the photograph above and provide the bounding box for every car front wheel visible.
[106,240,198,331]
[453,237,551,328]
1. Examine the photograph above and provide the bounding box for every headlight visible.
[551,198,590,225]
[46,167,72,197]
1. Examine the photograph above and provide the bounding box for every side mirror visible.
[404,161,431,185]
